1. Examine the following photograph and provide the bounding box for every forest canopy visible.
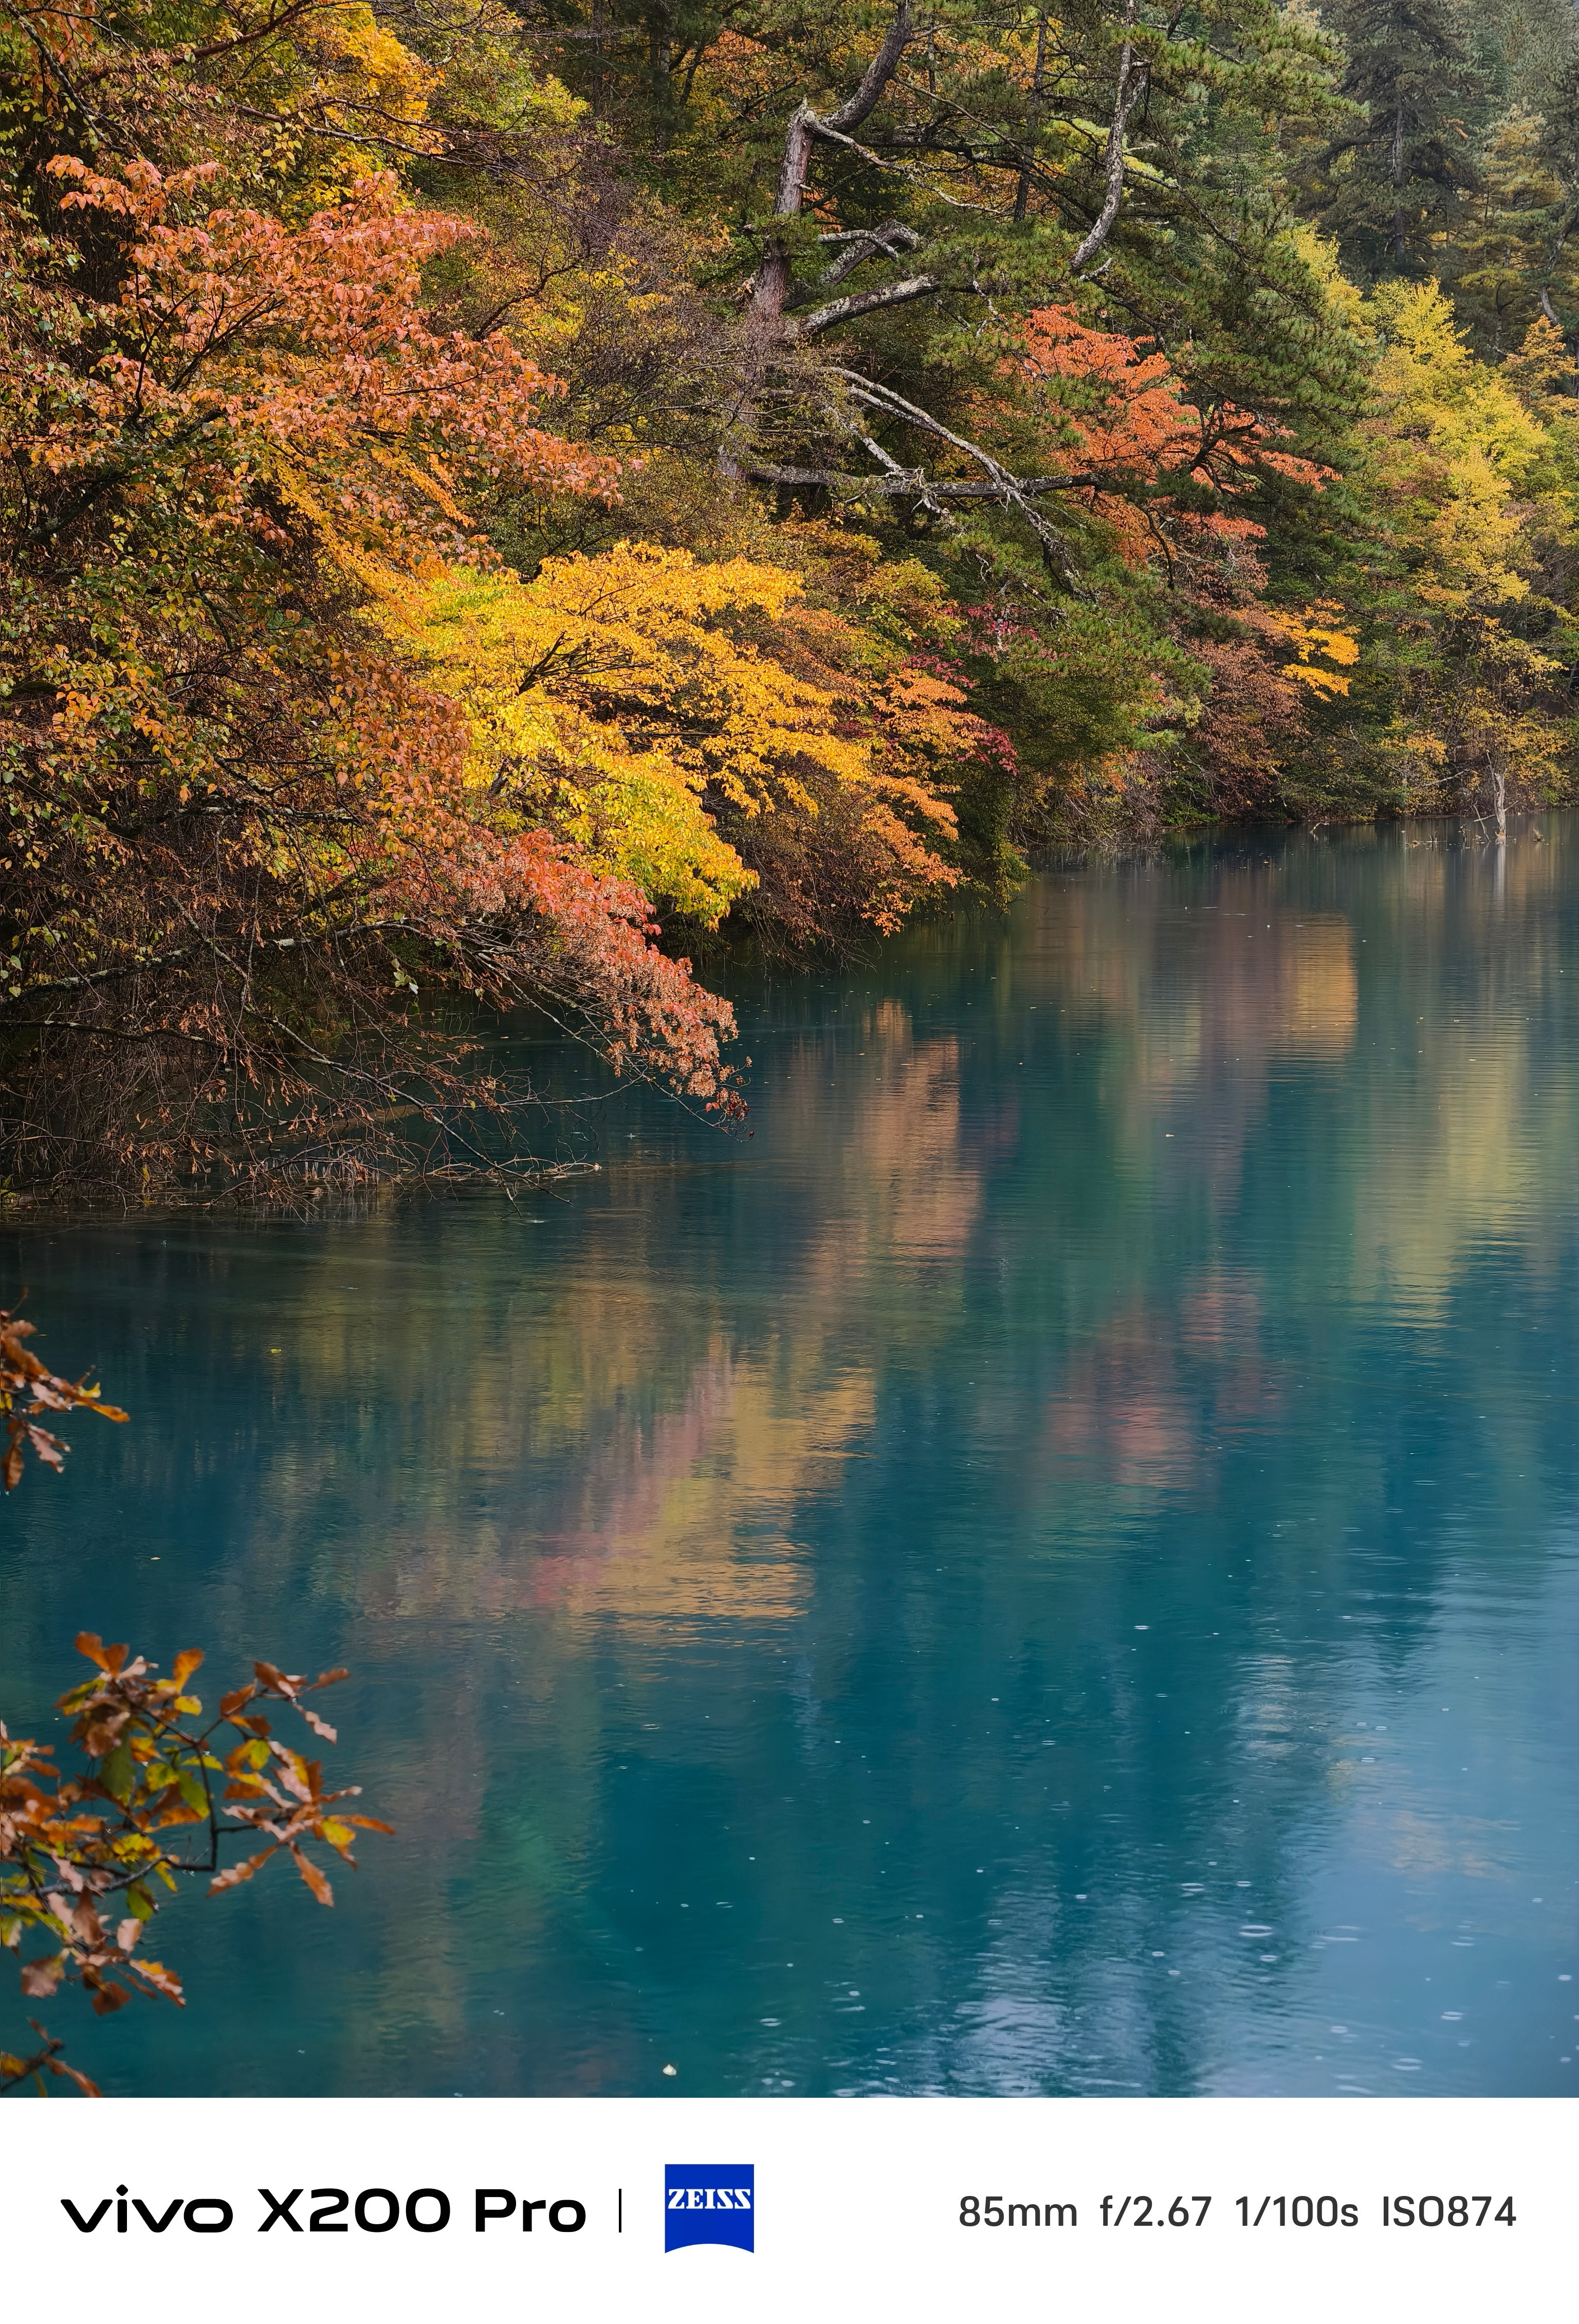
[3,0,1576,1193]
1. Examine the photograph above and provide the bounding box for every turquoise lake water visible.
[4,819,1577,2096]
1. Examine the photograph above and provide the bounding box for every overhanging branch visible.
[806,222,924,294]
[758,363,1093,586]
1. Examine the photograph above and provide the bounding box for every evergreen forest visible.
[5,0,1578,1192]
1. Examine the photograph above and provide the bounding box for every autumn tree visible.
[1330,285,1577,819]
[1449,108,1572,356]
[6,0,1577,1139]
[496,0,1370,824]
[0,138,744,1192]
[3,1639,389,2095]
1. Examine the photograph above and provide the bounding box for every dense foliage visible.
[4,0,1576,1189]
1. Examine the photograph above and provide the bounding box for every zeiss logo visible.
[664,2165,754,2253]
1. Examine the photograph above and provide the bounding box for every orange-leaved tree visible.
[1018,305,1332,554]
[1,158,742,1195]
[997,306,1355,808]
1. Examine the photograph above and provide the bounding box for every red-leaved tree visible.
[2,161,742,1195]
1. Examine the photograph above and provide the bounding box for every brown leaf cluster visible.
[0,1305,128,1493]
[2,1632,390,2096]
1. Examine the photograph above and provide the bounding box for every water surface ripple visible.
[5,821,1577,2095]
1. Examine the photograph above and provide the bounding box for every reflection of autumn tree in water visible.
[257,848,1567,1626]
[94,992,994,2087]
[1005,840,1567,1538]
[525,1010,983,1604]
[243,994,985,1619]
[1042,1270,1278,1496]
[798,1005,985,1278]
[9,827,1578,2093]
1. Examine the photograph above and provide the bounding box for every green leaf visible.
[100,1742,134,1803]
[174,1765,208,1815]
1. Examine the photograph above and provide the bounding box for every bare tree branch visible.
[790,273,942,338]
[748,2,915,333]
[1072,0,1150,272]
[807,222,923,294]
[745,461,1099,499]
[724,0,1085,574]
[749,365,1089,586]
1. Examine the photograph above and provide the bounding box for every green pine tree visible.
[1308,0,1486,280]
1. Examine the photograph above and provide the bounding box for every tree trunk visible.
[724,3,916,473]
[650,3,673,159]
[1014,14,1050,224]
[747,2,915,338]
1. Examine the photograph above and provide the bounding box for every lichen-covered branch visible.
[1072,0,1150,272]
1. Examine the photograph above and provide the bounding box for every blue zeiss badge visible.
[664,2164,755,2253]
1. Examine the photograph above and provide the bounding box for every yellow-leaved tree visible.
[380,540,965,929]
[1268,604,1361,700]
[1357,283,1574,815]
